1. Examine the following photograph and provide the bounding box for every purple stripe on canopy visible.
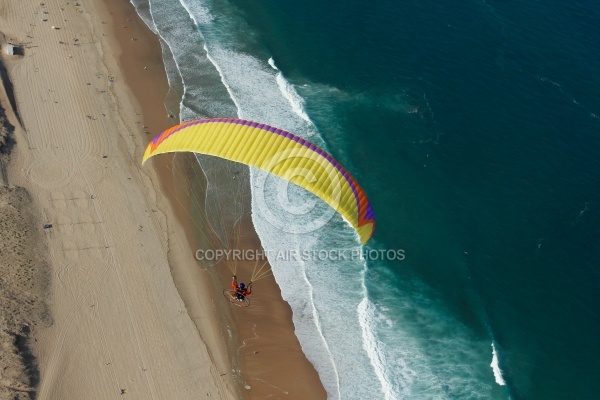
[154,118,374,227]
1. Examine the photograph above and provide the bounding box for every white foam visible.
[358,297,399,400]
[268,58,312,123]
[180,0,214,25]
[203,49,242,116]
[177,0,237,120]
[203,47,313,140]
[268,57,278,70]
[491,342,506,386]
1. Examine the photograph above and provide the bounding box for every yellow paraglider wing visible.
[142,118,375,244]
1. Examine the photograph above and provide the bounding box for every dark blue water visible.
[133,0,600,397]
[226,0,600,398]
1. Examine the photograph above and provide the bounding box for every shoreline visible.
[98,0,327,396]
[113,1,328,397]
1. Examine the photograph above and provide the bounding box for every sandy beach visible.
[0,0,324,399]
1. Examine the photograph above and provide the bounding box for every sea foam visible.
[268,58,312,123]
[491,343,506,386]
[358,296,400,400]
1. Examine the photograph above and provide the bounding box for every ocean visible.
[130,0,600,398]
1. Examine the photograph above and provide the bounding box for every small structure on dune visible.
[5,44,24,56]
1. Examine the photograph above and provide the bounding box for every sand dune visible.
[0,184,49,399]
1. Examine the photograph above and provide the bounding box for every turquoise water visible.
[131,0,600,398]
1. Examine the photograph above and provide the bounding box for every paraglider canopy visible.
[142,118,375,244]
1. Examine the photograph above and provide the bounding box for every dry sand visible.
[0,0,234,398]
[0,0,326,398]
